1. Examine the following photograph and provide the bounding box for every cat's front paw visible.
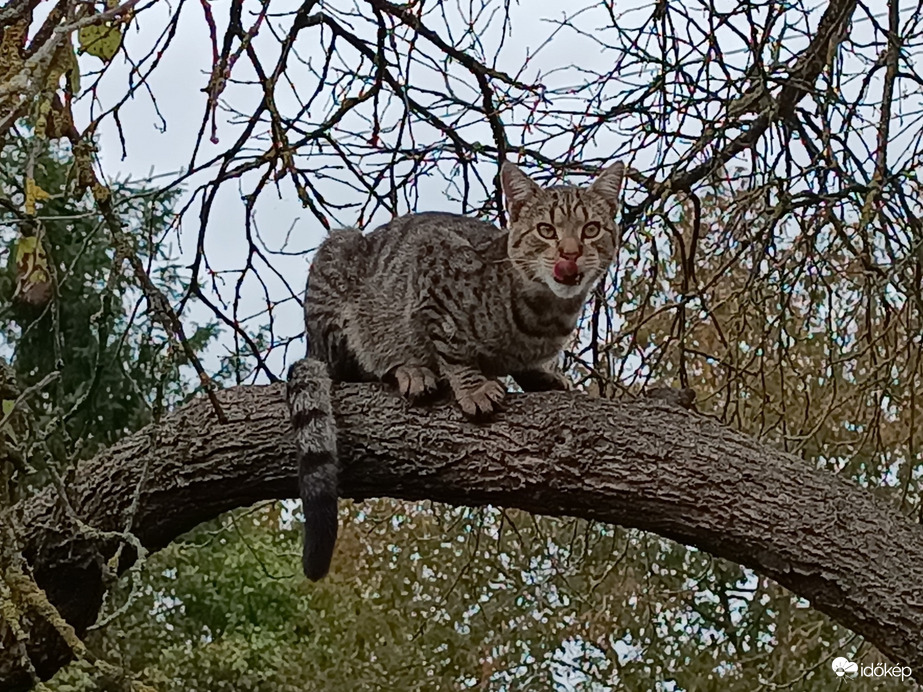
[392,364,439,400]
[456,379,506,419]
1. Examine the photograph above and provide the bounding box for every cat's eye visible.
[536,223,557,239]
[582,222,602,239]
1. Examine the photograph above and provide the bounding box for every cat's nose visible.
[558,237,582,260]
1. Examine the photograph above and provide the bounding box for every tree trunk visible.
[2,382,922,687]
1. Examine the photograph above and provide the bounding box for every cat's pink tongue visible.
[553,259,580,284]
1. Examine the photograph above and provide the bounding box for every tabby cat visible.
[286,160,625,580]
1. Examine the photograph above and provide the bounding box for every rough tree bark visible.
[2,382,922,688]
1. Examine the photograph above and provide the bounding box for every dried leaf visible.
[14,234,53,307]
[24,178,50,215]
[78,22,122,62]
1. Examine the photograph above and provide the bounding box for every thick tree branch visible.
[2,383,923,688]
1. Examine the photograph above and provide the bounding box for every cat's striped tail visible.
[286,358,339,581]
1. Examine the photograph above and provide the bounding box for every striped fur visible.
[289,161,625,579]
[286,358,339,580]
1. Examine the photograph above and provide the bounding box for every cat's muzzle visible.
[552,258,583,286]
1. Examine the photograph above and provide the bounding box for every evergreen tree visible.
[0,138,219,488]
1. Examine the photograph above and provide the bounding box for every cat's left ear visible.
[587,161,625,215]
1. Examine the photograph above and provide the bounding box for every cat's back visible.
[367,211,504,254]
[309,211,507,309]
[358,211,505,284]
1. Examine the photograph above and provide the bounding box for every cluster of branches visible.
[5,0,921,400]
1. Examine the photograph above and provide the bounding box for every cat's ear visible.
[588,161,625,215]
[500,162,542,223]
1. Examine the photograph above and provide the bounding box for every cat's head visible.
[501,161,625,299]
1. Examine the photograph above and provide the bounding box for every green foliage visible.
[0,139,220,477]
[44,500,905,691]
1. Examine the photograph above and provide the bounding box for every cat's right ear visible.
[500,162,542,223]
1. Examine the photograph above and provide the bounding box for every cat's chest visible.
[481,332,567,374]
[412,242,581,371]
[437,306,573,373]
